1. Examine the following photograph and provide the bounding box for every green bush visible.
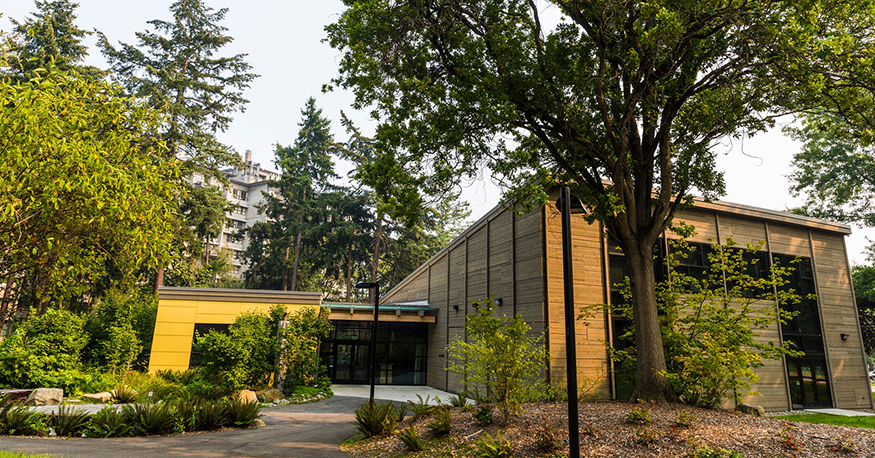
[447,298,548,424]
[41,369,116,396]
[52,405,90,437]
[278,307,331,392]
[0,308,89,388]
[685,446,744,458]
[2,406,48,436]
[407,394,435,418]
[195,401,227,430]
[626,409,653,426]
[83,289,157,372]
[397,426,424,451]
[85,406,136,438]
[426,408,451,436]
[195,306,284,391]
[224,396,262,427]
[472,431,513,458]
[353,401,404,437]
[122,402,178,435]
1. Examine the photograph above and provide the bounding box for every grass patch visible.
[773,413,875,429]
[0,452,55,458]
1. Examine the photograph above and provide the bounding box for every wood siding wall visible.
[382,204,545,394]
[382,201,869,410]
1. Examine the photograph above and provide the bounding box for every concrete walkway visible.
[806,408,875,417]
[0,385,457,458]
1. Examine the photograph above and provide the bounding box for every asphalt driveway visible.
[0,395,360,458]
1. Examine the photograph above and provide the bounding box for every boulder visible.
[238,390,258,404]
[81,392,113,404]
[735,403,765,417]
[26,388,63,406]
[256,387,285,403]
[252,419,266,428]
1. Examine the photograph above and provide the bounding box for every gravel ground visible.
[344,401,875,457]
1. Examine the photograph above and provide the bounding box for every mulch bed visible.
[343,401,875,457]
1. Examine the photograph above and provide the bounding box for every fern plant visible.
[196,401,228,430]
[86,406,136,438]
[123,402,178,435]
[397,426,424,451]
[4,406,48,436]
[224,396,262,427]
[426,408,451,436]
[472,431,514,458]
[407,394,435,418]
[353,401,403,437]
[52,405,91,437]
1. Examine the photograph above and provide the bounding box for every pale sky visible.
[4,0,873,265]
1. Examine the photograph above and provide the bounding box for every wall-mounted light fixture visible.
[841,333,849,341]
[396,308,402,316]
[452,305,459,311]
[496,298,503,306]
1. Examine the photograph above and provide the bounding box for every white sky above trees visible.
[4,0,873,265]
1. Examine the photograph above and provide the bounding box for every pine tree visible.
[6,0,101,81]
[97,0,257,179]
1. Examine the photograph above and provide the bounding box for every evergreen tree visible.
[5,0,101,80]
[98,0,257,291]
[98,0,257,179]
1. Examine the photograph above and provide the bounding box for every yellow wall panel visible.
[156,305,197,324]
[152,322,195,337]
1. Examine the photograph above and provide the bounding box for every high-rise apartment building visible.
[190,150,279,276]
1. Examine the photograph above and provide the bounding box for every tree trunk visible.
[290,225,303,291]
[282,246,290,291]
[624,238,674,402]
[154,266,165,296]
[345,241,353,303]
[370,215,383,303]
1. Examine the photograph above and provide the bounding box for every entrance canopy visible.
[322,300,438,323]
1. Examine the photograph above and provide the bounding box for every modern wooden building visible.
[376,192,873,411]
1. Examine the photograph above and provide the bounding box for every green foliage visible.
[122,402,178,435]
[173,398,199,432]
[224,396,262,427]
[447,393,468,408]
[596,239,803,408]
[535,421,562,451]
[51,405,90,437]
[40,369,116,397]
[98,0,256,180]
[447,298,548,424]
[853,263,875,355]
[626,409,653,426]
[634,426,661,445]
[84,406,136,438]
[195,401,227,431]
[407,394,435,418]
[112,385,139,404]
[673,409,697,428]
[2,406,48,436]
[426,408,451,436]
[352,401,403,438]
[82,289,157,372]
[472,431,513,458]
[0,308,89,389]
[0,65,181,311]
[195,306,284,390]
[685,447,745,458]
[279,307,332,392]
[396,426,424,452]
[473,404,494,426]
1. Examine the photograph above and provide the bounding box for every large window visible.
[320,321,428,385]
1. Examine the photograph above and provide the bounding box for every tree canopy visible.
[0,66,181,320]
[326,0,872,399]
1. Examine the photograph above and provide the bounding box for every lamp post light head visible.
[355,281,378,289]
[555,193,586,215]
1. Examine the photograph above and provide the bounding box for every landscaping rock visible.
[26,388,63,406]
[238,390,257,404]
[256,387,285,403]
[81,392,112,404]
[735,403,765,417]
[252,419,266,428]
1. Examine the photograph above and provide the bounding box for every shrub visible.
[41,369,116,396]
[3,406,48,436]
[408,394,436,418]
[472,431,513,458]
[83,289,157,372]
[581,420,597,436]
[673,409,697,428]
[184,379,231,401]
[52,405,90,437]
[196,305,286,391]
[535,421,562,451]
[634,426,661,445]
[112,385,139,404]
[426,408,451,436]
[352,401,403,437]
[224,396,262,427]
[626,409,653,426]
[447,298,548,424]
[832,434,859,454]
[122,402,178,435]
[196,401,227,430]
[278,307,332,392]
[174,399,200,432]
[474,404,494,425]
[447,392,468,408]
[0,308,88,389]
[85,406,136,438]
[397,426,424,452]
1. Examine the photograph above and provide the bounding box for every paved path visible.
[0,385,457,458]
[806,408,875,417]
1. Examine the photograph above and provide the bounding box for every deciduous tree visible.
[326,0,866,400]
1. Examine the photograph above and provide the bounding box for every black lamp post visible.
[556,186,585,458]
[355,281,380,405]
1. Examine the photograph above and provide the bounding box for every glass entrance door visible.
[332,343,370,384]
[787,357,832,409]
